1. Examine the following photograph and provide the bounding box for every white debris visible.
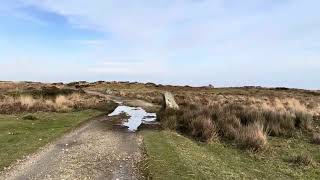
[108,106,156,132]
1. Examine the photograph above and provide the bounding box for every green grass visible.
[142,130,320,179]
[0,110,101,169]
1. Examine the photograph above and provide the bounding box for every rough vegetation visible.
[1,81,320,179]
[158,102,314,150]
[0,93,112,114]
[4,81,320,149]
[142,130,320,179]
[83,81,320,179]
[0,82,119,172]
[84,81,320,151]
[0,83,113,114]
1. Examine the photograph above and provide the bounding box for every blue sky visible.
[0,0,319,89]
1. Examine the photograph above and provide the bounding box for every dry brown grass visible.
[2,81,319,150]
[216,114,241,140]
[81,81,320,150]
[84,81,320,115]
[158,100,314,150]
[237,122,267,150]
[0,93,110,114]
[19,96,36,108]
[54,95,72,111]
[190,116,218,142]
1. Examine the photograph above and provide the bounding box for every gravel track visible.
[0,115,144,180]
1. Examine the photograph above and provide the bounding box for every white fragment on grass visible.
[108,106,156,132]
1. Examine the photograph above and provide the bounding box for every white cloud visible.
[76,40,106,46]
[1,0,320,88]
[22,0,318,56]
[88,61,167,75]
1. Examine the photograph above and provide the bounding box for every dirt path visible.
[1,115,144,180]
[0,90,161,180]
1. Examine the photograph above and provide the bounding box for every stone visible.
[162,92,179,110]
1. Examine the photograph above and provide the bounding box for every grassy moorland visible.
[1,81,320,179]
[83,81,320,179]
[0,82,117,170]
[142,130,320,179]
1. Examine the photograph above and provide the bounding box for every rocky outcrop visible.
[162,92,179,110]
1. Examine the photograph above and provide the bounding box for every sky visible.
[0,0,319,89]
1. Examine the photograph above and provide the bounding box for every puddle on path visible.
[108,106,157,132]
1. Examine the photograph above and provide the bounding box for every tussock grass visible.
[312,133,320,144]
[158,102,314,150]
[237,122,267,150]
[85,81,319,151]
[190,116,218,142]
[19,96,36,108]
[0,92,113,114]
[22,114,38,120]
[81,81,320,178]
[291,153,313,166]
[294,111,313,130]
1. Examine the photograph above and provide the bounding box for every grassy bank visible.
[0,110,101,170]
[142,130,320,179]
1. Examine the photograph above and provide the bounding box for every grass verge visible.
[0,110,102,170]
[142,130,320,179]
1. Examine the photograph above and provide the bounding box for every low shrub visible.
[216,114,241,140]
[33,86,80,97]
[158,109,181,130]
[22,114,38,120]
[236,122,267,150]
[292,153,313,166]
[189,116,217,142]
[238,108,264,125]
[312,133,320,144]
[294,111,313,131]
[161,115,178,130]
[263,110,295,136]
